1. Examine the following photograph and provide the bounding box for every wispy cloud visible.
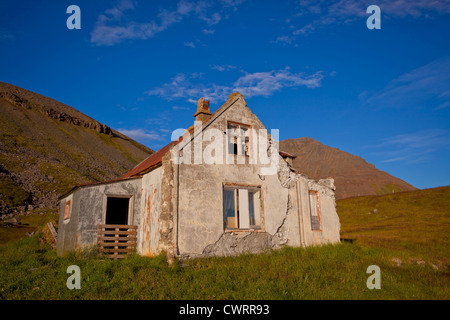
[202,29,216,34]
[172,105,192,111]
[117,128,164,141]
[91,0,243,46]
[146,67,325,103]
[370,129,450,163]
[363,57,450,110]
[210,64,237,72]
[184,41,196,48]
[278,0,450,41]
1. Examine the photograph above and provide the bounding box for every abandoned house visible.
[56,92,340,259]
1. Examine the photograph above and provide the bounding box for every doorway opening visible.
[105,196,130,225]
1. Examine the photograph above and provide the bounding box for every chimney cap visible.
[193,97,212,121]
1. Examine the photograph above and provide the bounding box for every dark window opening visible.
[105,197,130,225]
[227,122,251,157]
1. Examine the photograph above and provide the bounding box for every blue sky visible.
[0,0,449,189]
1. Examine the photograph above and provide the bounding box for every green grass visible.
[0,187,448,300]
[337,186,450,266]
[0,238,447,300]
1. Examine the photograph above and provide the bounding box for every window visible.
[227,122,251,156]
[223,186,261,230]
[309,191,321,230]
[64,200,71,221]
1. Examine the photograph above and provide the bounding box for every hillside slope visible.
[280,137,417,200]
[0,82,153,213]
[337,186,450,266]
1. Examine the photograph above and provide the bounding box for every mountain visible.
[0,82,153,214]
[279,137,417,200]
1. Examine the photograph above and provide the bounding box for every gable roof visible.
[120,93,241,179]
[120,92,294,179]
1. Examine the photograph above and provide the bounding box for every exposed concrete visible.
[202,232,272,257]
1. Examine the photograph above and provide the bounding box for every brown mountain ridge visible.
[0,82,153,214]
[279,137,417,200]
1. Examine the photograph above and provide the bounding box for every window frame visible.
[102,194,134,226]
[227,121,252,157]
[223,183,262,231]
[308,190,322,231]
[63,199,72,222]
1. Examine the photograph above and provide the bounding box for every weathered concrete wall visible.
[56,178,143,256]
[173,93,303,258]
[171,93,340,258]
[137,166,162,256]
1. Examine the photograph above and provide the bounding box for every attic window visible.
[227,122,250,156]
[309,191,321,231]
[223,185,261,230]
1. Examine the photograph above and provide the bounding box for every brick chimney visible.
[193,97,212,122]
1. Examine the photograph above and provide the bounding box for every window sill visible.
[224,228,263,233]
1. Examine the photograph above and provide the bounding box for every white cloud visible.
[202,29,216,34]
[184,41,196,48]
[117,128,163,141]
[199,12,222,25]
[210,64,237,72]
[234,69,324,97]
[91,0,244,46]
[146,68,325,103]
[275,35,295,44]
[172,105,192,110]
[279,0,450,41]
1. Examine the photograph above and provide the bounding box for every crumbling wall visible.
[199,192,294,258]
[175,94,301,258]
[168,93,340,259]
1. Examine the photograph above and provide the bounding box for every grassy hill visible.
[0,186,448,300]
[338,186,450,266]
[0,82,153,213]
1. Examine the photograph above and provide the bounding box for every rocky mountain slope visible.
[0,82,153,214]
[280,137,417,200]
